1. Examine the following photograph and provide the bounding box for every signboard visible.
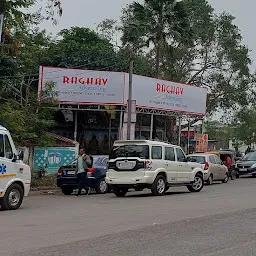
[129,74,207,115]
[39,66,207,115]
[39,66,125,105]
[195,134,208,153]
[33,147,77,174]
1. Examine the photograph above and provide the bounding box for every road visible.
[1,177,256,256]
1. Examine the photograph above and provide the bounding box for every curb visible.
[29,187,60,196]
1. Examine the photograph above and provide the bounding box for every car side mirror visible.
[12,154,17,162]
[18,150,24,161]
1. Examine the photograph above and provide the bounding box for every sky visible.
[40,0,256,65]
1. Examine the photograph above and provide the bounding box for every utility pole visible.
[127,50,134,140]
[0,14,3,44]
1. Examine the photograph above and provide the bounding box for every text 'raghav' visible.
[62,76,108,86]
[156,83,184,95]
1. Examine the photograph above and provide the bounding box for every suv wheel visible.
[61,188,73,195]
[187,174,204,192]
[151,175,166,196]
[113,187,128,197]
[96,178,108,194]
[1,183,24,210]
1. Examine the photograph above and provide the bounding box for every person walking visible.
[76,148,92,196]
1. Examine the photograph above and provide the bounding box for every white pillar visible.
[150,114,154,140]
[74,111,78,141]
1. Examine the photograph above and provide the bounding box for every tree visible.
[231,107,256,147]
[170,0,252,114]
[0,0,62,32]
[121,0,191,77]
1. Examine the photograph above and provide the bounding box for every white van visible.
[106,140,204,197]
[0,125,31,210]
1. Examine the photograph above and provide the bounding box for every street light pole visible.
[0,14,4,44]
[127,50,134,140]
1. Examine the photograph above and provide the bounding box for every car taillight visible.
[88,168,96,174]
[204,162,209,170]
[57,168,62,176]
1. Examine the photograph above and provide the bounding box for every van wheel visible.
[113,187,128,197]
[187,174,204,192]
[61,188,73,195]
[207,174,213,185]
[1,183,24,210]
[222,173,229,183]
[151,175,166,196]
[96,178,108,194]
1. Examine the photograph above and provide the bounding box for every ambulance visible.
[0,125,31,210]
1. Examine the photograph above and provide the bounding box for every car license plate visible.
[239,168,247,172]
[117,161,135,170]
[67,171,75,175]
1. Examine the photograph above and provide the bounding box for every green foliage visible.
[231,108,256,146]
[204,121,233,149]
[121,0,191,77]
[119,0,252,114]
[0,80,56,146]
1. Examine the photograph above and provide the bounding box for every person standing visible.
[225,155,232,169]
[76,148,92,196]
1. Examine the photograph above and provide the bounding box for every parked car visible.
[106,140,205,197]
[206,150,237,180]
[57,155,109,195]
[187,153,229,185]
[235,151,256,177]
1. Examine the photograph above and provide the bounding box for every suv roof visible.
[114,140,178,147]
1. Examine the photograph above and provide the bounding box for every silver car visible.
[187,153,229,185]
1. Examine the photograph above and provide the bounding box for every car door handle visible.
[179,164,183,167]
[165,163,169,166]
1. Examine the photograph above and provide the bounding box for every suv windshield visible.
[242,152,256,161]
[110,145,149,159]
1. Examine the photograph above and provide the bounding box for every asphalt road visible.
[1,177,256,256]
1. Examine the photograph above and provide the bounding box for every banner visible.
[39,67,207,115]
[195,134,208,153]
[39,66,125,105]
[129,74,207,115]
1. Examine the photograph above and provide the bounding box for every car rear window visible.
[110,145,149,159]
[189,156,206,164]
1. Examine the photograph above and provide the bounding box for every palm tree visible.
[121,0,191,141]
[121,0,190,77]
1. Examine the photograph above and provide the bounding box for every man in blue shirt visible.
[76,148,92,196]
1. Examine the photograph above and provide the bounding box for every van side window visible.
[165,147,175,161]
[0,134,4,158]
[4,135,13,159]
[152,146,162,160]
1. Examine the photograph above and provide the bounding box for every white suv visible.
[106,140,204,197]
